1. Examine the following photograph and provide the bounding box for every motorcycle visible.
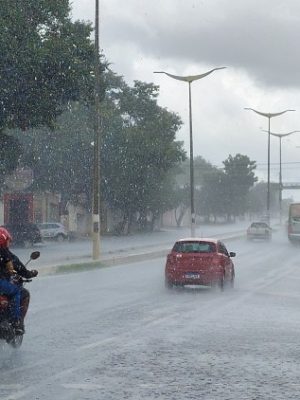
[0,250,40,348]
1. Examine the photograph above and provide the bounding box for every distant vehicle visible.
[37,222,69,242]
[247,222,272,241]
[3,223,42,248]
[165,238,236,290]
[260,214,270,223]
[287,203,300,244]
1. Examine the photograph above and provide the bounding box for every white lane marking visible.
[0,385,22,390]
[61,383,103,390]
[78,337,116,350]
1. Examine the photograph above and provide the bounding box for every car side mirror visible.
[229,252,236,258]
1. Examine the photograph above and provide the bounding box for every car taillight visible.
[211,256,222,267]
[167,254,177,263]
[166,254,181,271]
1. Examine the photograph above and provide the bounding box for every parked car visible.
[165,238,236,290]
[247,222,272,241]
[3,223,42,248]
[37,222,69,242]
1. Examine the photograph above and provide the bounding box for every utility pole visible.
[92,0,101,259]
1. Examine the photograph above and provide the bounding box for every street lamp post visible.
[262,130,300,224]
[92,0,101,260]
[154,68,226,237]
[244,108,295,222]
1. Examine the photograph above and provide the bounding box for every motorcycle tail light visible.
[0,295,9,308]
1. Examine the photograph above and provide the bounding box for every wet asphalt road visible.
[1,227,300,400]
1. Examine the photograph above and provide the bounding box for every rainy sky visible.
[71,0,300,199]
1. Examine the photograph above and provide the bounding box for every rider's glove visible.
[30,269,38,277]
[11,274,22,284]
[6,261,16,275]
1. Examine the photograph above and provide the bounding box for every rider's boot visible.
[13,320,24,335]
[20,295,30,332]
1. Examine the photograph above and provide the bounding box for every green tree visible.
[199,168,227,221]
[247,181,278,216]
[172,156,216,225]
[17,103,94,206]
[102,80,186,232]
[222,154,257,219]
[0,0,95,131]
[175,156,216,189]
[15,75,185,233]
[0,133,23,189]
[199,154,257,221]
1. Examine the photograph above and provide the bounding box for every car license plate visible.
[185,273,200,279]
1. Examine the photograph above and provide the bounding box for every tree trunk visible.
[175,205,187,227]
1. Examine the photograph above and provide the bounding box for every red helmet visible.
[0,227,12,248]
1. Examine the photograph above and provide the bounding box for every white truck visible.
[287,203,300,244]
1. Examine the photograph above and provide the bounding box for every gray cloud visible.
[71,0,300,195]
[99,0,300,88]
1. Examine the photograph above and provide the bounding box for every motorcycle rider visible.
[0,227,38,334]
[7,249,38,330]
[0,227,23,334]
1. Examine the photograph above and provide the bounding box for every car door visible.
[43,223,53,238]
[218,241,233,278]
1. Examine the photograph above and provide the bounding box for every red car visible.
[165,238,236,290]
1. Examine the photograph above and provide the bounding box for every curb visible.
[39,231,246,276]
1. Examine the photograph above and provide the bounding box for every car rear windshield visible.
[290,216,300,222]
[251,222,268,228]
[173,241,216,253]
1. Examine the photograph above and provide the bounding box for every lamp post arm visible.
[244,108,295,118]
[154,67,226,83]
[262,130,300,138]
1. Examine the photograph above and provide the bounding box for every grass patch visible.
[54,261,106,275]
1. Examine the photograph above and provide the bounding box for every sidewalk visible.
[13,222,249,275]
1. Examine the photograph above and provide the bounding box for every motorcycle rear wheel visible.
[8,334,23,348]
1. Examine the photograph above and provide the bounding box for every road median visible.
[39,230,245,276]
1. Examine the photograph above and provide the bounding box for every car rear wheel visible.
[56,234,65,242]
[230,274,235,289]
[8,334,23,348]
[218,276,224,291]
[165,278,173,289]
[288,237,298,245]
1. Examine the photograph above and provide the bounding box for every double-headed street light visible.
[262,129,300,224]
[244,108,295,221]
[154,68,226,237]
